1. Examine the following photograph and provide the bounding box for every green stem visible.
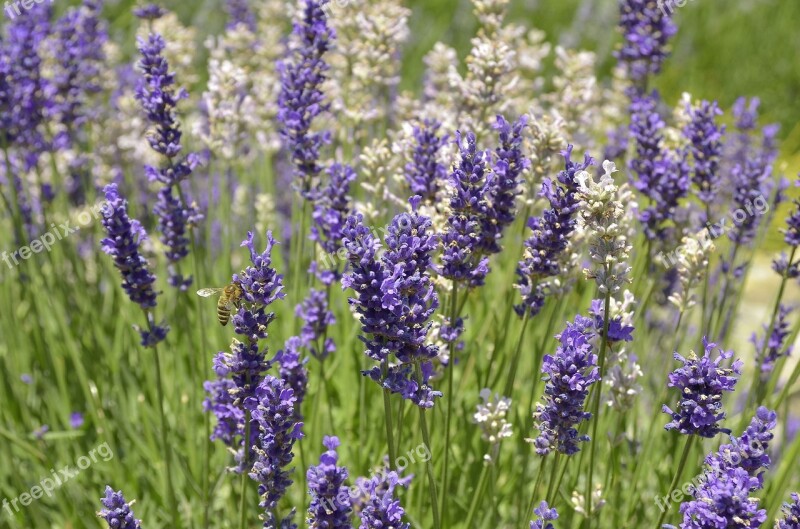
[415,364,441,529]
[503,311,530,396]
[381,359,397,470]
[440,282,459,524]
[654,436,695,529]
[464,463,490,529]
[545,452,563,504]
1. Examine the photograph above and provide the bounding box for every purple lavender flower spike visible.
[781,174,800,250]
[684,101,725,214]
[478,115,530,255]
[203,378,243,446]
[588,299,634,344]
[530,501,559,529]
[356,470,411,529]
[133,3,166,20]
[236,231,286,308]
[705,406,776,489]
[441,131,492,287]
[616,0,677,90]
[98,487,141,529]
[405,120,448,202]
[275,336,309,422]
[341,208,442,408]
[662,338,743,438]
[629,92,690,239]
[248,375,303,524]
[225,0,256,31]
[515,146,593,317]
[752,305,794,374]
[676,467,766,529]
[777,493,800,529]
[278,0,334,197]
[532,315,599,456]
[310,162,356,283]
[135,32,200,289]
[727,157,772,246]
[100,184,160,310]
[306,436,352,529]
[296,289,336,360]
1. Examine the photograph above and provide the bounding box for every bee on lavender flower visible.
[196,283,244,326]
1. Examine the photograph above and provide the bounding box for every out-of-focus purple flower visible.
[133,3,166,20]
[777,493,800,529]
[33,425,49,439]
[310,162,356,283]
[676,467,766,529]
[662,338,742,438]
[684,100,724,213]
[225,0,256,31]
[248,375,303,525]
[441,131,492,287]
[603,124,629,163]
[342,207,442,408]
[20,374,32,384]
[306,436,352,529]
[98,487,141,529]
[532,315,599,456]
[296,289,336,360]
[1,3,50,170]
[629,92,690,240]
[783,175,800,248]
[727,158,772,246]
[135,32,200,289]
[615,0,677,88]
[772,252,800,279]
[530,500,559,529]
[405,120,448,202]
[705,406,776,489]
[355,470,411,529]
[70,412,85,429]
[478,115,529,255]
[752,304,794,374]
[515,146,593,317]
[275,336,309,422]
[277,0,334,197]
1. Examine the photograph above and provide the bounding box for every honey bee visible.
[196,283,244,326]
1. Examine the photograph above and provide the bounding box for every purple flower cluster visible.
[133,3,166,20]
[676,467,766,529]
[275,337,309,422]
[1,3,50,170]
[135,32,201,289]
[99,184,162,318]
[405,120,448,202]
[206,232,285,466]
[355,470,411,529]
[478,115,529,255]
[684,100,724,211]
[615,0,677,87]
[515,146,593,317]
[783,175,800,248]
[752,304,794,374]
[705,406,777,487]
[532,315,599,456]
[341,208,442,408]
[225,0,256,31]
[277,0,334,197]
[306,436,352,529]
[248,375,304,526]
[662,338,742,438]
[309,162,356,282]
[440,131,492,287]
[296,289,336,360]
[629,92,690,240]
[530,501,559,529]
[98,487,141,529]
[588,298,634,344]
[777,493,800,529]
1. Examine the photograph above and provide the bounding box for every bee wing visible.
[196,288,224,297]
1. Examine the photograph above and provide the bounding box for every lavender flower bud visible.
[98,487,141,529]
[306,436,352,529]
[530,500,558,529]
[777,493,800,529]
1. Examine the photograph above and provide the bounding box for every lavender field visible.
[1,0,799,528]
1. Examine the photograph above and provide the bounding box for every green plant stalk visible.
[439,282,459,524]
[654,436,695,529]
[765,412,800,520]
[415,364,440,529]
[464,462,490,529]
[585,288,611,525]
[381,359,398,470]
[146,311,180,528]
[503,310,530,396]
[545,452,563,505]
